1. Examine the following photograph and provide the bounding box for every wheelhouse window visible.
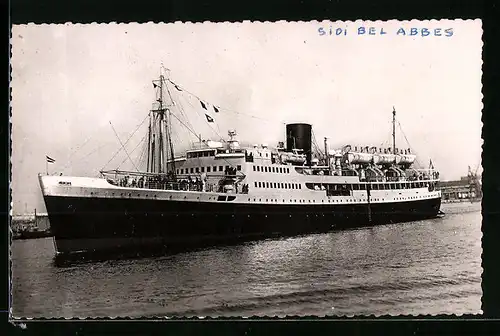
[207,167,211,173]
[201,167,205,173]
[190,168,194,174]
[219,166,223,172]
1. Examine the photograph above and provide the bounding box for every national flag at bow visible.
[200,101,207,110]
[46,155,55,164]
[213,106,219,113]
[429,159,434,169]
[173,84,182,91]
[205,114,214,123]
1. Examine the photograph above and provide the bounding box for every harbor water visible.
[11,202,482,318]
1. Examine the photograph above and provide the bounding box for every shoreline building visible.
[439,168,481,202]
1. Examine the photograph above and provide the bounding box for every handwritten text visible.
[318,26,454,37]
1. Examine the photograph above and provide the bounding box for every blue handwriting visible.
[318,27,454,37]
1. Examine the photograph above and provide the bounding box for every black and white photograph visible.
[10,20,482,318]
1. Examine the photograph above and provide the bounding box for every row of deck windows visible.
[186,151,215,158]
[253,165,290,174]
[306,181,431,191]
[254,181,302,190]
[177,165,242,175]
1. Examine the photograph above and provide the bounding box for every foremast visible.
[149,68,176,178]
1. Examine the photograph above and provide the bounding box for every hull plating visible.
[43,195,441,255]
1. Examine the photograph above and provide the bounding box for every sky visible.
[11,20,483,215]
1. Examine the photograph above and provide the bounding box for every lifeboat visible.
[345,152,373,164]
[206,140,223,148]
[373,154,396,165]
[396,154,416,165]
[280,152,306,165]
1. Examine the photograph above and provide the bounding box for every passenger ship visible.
[39,68,442,255]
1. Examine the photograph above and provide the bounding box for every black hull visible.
[44,195,441,255]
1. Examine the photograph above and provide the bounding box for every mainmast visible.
[150,70,170,174]
[158,74,164,173]
[147,115,152,172]
[392,106,396,154]
[164,70,176,177]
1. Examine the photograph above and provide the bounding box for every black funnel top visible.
[286,123,312,165]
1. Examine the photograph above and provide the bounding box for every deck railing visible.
[103,171,249,194]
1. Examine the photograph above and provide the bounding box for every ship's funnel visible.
[286,123,312,166]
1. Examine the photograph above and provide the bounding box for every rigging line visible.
[397,121,422,167]
[183,96,226,142]
[108,121,140,172]
[169,112,210,145]
[169,88,197,134]
[175,102,197,141]
[59,128,109,172]
[136,134,149,171]
[100,114,149,171]
[65,134,94,162]
[311,129,323,156]
[174,96,210,147]
[61,143,110,174]
[169,128,183,157]
[168,78,284,125]
[117,132,148,170]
